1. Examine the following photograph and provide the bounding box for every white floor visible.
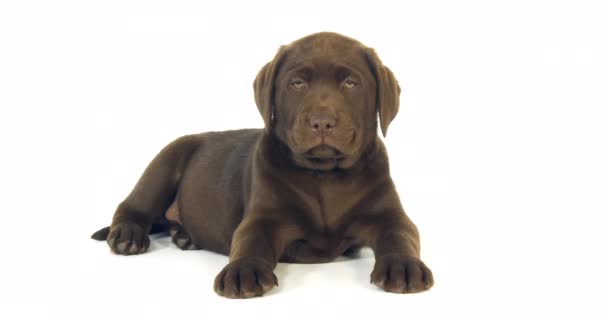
[3,211,604,320]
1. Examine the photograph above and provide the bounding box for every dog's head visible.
[254,32,400,170]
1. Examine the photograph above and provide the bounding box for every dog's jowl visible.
[92,32,434,298]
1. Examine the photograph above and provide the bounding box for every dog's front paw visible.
[106,221,150,255]
[214,258,278,299]
[371,255,434,293]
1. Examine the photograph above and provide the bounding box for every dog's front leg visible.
[365,214,434,293]
[214,217,291,299]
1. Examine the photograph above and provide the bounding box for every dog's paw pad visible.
[170,224,200,250]
[214,258,277,299]
[370,255,433,293]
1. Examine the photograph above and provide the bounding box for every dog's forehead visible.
[282,48,368,76]
[283,33,368,71]
[282,54,366,73]
[293,33,362,54]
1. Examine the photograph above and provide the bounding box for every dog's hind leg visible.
[169,224,200,250]
[164,200,199,250]
[91,135,201,255]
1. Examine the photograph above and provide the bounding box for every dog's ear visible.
[365,48,401,137]
[254,46,287,131]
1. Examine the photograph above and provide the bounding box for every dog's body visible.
[92,32,433,298]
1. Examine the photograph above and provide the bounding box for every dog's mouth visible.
[303,145,346,163]
[287,131,357,170]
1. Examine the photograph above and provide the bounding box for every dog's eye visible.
[343,79,358,89]
[289,79,307,90]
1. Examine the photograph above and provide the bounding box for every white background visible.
[1,0,607,319]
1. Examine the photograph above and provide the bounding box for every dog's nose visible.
[309,113,337,135]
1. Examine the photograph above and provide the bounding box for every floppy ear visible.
[253,46,287,131]
[365,48,401,137]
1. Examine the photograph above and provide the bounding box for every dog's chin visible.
[294,145,347,171]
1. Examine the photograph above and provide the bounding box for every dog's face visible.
[254,32,400,170]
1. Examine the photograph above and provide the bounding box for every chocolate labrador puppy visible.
[92,32,433,298]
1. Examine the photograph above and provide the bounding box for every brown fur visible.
[92,32,433,298]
